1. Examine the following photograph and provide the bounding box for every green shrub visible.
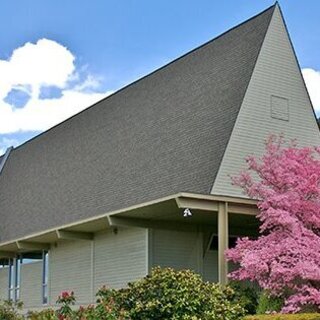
[257,292,284,315]
[229,280,259,315]
[26,267,245,320]
[27,309,57,320]
[0,300,23,320]
[244,314,320,320]
[107,267,245,320]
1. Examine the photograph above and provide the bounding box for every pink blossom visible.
[226,135,320,313]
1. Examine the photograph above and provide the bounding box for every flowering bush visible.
[56,291,76,319]
[244,314,320,320]
[226,135,320,313]
[27,267,245,320]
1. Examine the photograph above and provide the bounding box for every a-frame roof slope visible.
[0,5,275,242]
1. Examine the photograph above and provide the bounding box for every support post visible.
[218,201,228,286]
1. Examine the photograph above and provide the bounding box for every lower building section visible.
[50,238,93,305]
[0,227,220,310]
[150,229,218,283]
[94,227,148,291]
[20,261,43,308]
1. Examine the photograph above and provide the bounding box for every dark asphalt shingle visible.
[0,5,275,242]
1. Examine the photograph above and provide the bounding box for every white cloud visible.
[302,68,320,115]
[0,39,113,135]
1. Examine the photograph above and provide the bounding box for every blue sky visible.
[0,0,319,154]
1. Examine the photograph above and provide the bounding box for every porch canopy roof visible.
[0,192,259,258]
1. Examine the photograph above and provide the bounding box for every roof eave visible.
[0,192,258,257]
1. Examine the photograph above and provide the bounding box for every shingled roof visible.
[0,5,275,242]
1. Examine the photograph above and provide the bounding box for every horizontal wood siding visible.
[94,227,147,291]
[151,229,202,273]
[50,240,93,305]
[20,262,43,308]
[0,268,8,300]
[212,6,320,197]
[203,250,218,282]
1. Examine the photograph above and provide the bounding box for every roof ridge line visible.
[13,3,278,154]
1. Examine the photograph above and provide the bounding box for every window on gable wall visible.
[271,95,289,121]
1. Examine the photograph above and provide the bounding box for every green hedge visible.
[245,314,320,320]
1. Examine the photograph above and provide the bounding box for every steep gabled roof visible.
[0,5,275,242]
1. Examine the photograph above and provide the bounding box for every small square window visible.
[271,95,289,121]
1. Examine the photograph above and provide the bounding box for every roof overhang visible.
[0,193,259,257]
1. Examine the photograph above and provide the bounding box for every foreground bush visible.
[244,314,320,320]
[0,300,23,320]
[28,267,245,320]
[256,291,284,315]
[110,267,245,320]
[229,281,260,315]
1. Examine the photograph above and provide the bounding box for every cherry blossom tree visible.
[226,135,320,313]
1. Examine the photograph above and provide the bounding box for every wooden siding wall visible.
[94,228,148,291]
[150,229,218,281]
[50,240,93,305]
[150,229,202,273]
[20,262,43,308]
[203,250,218,282]
[212,6,320,197]
[49,227,147,306]
[0,268,8,300]
[0,227,220,309]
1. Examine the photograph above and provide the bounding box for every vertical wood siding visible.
[212,6,320,197]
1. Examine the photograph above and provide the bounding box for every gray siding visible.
[212,6,320,197]
[50,240,93,305]
[22,227,148,308]
[20,262,42,308]
[203,250,218,282]
[0,267,8,300]
[151,229,202,273]
[94,227,147,291]
[0,227,220,311]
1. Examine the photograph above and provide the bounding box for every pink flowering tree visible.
[226,135,320,313]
